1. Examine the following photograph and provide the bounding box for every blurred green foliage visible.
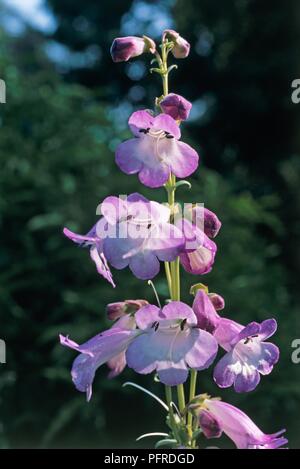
[0,0,300,449]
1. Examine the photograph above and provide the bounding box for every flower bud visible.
[208,292,225,311]
[199,409,222,439]
[106,299,148,320]
[160,93,192,121]
[163,29,190,59]
[110,36,156,63]
[203,208,222,238]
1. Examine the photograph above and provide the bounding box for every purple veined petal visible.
[232,322,261,346]
[213,318,244,351]
[115,138,143,175]
[156,138,199,179]
[163,301,197,325]
[180,238,216,275]
[100,196,128,225]
[256,342,280,375]
[156,359,189,386]
[192,290,221,333]
[63,226,98,246]
[107,351,127,378]
[213,350,238,389]
[257,318,277,341]
[199,409,223,439]
[90,244,115,287]
[134,304,161,329]
[128,250,160,280]
[145,223,185,262]
[110,36,147,63]
[152,113,181,139]
[138,159,170,188]
[128,110,154,137]
[126,332,159,375]
[169,141,199,178]
[185,328,218,370]
[233,366,261,393]
[103,233,144,270]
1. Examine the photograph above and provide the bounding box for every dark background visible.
[0,0,300,448]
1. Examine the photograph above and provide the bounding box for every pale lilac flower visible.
[163,30,190,58]
[100,193,185,280]
[126,301,218,386]
[177,206,221,275]
[60,314,138,400]
[200,398,288,449]
[106,299,148,320]
[63,226,115,287]
[65,194,184,282]
[110,36,156,62]
[160,93,192,121]
[213,319,280,392]
[115,110,199,188]
[191,290,280,392]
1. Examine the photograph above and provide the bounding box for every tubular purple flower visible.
[200,398,288,449]
[213,319,280,392]
[115,110,199,188]
[60,314,138,400]
[63,226,115,287]
[160,93,192,121]
[110,35,156,62]
[163,29,190,58]
[126,301,218,386]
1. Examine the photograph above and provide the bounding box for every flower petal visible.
[213,318,244,351]
[90,245,115,287]
[128,110,154,136]
[213,350,238,388]
[156,360,188,385]
[128,250,160,280]
[115,138,143,175]
[152,113,181,139]
[185,328,218,370]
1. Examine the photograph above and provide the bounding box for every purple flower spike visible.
[115,110,199,188]
[126,301,218,386]
[163,30,190,58]
[110,36,155,62]
[213,318,280,392]
[160,93,192,121]
[202,398,288,449]
[63,226,115,287]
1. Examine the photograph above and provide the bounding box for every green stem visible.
[188,370,197,429]
[165,385,180,442]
